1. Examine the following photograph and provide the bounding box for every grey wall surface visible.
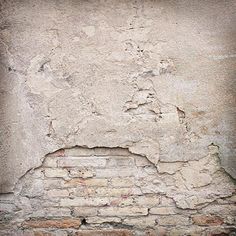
[0,0,235,193]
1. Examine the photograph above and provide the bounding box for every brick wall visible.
[0,147,235,235]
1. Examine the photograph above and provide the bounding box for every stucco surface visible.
[0,0,236,234]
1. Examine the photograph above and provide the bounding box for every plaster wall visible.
[0,0,235,235]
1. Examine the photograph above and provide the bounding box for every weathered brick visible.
[110,178,134,187]
[73,207,98,217]
[75,229,134,236]
[86,216,121,224]
[45,208,71,217]
[69,187,96,197]
[94,147,131,156]
[68,167,95,178]
[47,189,69,198]
[157,215,190,226]
[44,179,62,189]
[31,208,71,218]
[169,227,204,236]
[110,197,134,207]
[98,207,148,216]
[149,206,176,215]
[23,218,81,229]
[106,156,134,167]
[192,215,224,226]
[44,168,68,178]
[94,187,136,197]
[133,195,160,207]
[124,216,158,227]
[64,178,108,187]
[206,228,236,236]
[96,168,136,178]
[60,197,109,207]
[58,157,107,168]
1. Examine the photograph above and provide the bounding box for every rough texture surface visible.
[0,0,236,235]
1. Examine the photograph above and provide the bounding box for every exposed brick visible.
[94,147,131,156]
[23,218,81,229]
[158,215,190,226]
[60,197,109,207]
[70,186,138,198]
[75,229,134,236]
[149,207,176,215]
[144,228,167,236]
[98,207,148,216]
[169,228,204,236]
[106,156,134,167]
[110,178,134,187]
[64,178,108,187]
[44,168,68,178]
[124,216,158,227]
[47,189,69,198]
[96,168,136,178]
[68,167,95,178]
[31,208,71,217]
[44,179,62,189]
[58,157,107,168]
[110,197,134,207]
[73,207,98,217]
[133,195,160,207]
[192,215,224,226]
[45,208,71,217]
[94,187,136,197]
[86,216,121,224]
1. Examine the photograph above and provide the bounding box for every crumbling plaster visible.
[0,0,235,196]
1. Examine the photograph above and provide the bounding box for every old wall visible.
[0,0,235,235]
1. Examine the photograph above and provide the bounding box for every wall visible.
[0,0,235,235]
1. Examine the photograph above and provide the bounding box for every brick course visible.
[1,146,235,236]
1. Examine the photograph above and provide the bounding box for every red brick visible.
[192,215,223,226]
[23,218,81,229]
